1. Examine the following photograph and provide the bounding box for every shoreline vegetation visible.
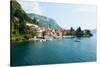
[10,0,93,42]
[11,23,93,42]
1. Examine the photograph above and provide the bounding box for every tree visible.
[32,18,38,25]
[70,27,75,35]
[70,27,74,32]
[75,27,83,37]
[84,29,93,36]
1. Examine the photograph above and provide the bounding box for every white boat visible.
[40,39,47,42]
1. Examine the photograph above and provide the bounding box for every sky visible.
[17,0,97,30]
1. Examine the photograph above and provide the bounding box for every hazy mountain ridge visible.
[91,29,96,33]
[10,0,61,41]
[28,13,61,29]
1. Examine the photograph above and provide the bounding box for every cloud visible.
[17,0,44,15]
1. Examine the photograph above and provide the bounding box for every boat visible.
[40,39,47,42]
[74,40,80,42]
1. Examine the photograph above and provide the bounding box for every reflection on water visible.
[11,34,96,66]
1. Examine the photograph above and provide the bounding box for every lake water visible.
[11,33,96,66]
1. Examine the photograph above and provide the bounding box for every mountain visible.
[10,0,61,41]
[28,13,61,29]
[10,0,37,41]
[91,29,96,34]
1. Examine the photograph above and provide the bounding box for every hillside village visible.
[26,23,63,40]
[26,23,93,41]
[10,0,93,41]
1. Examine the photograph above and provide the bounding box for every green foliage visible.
[70,27,74,32]
[32,18,39,25]
[84,29,93,37]
[70,27,75,35]
[10,1,93,41]
[10,0,37,41]
[75,27,84,37]
[64,27,92,37]
[11,33,25,41]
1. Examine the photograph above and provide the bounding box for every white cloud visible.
[17,0,44,15]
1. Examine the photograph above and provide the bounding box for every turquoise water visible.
[11,33,96,66]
